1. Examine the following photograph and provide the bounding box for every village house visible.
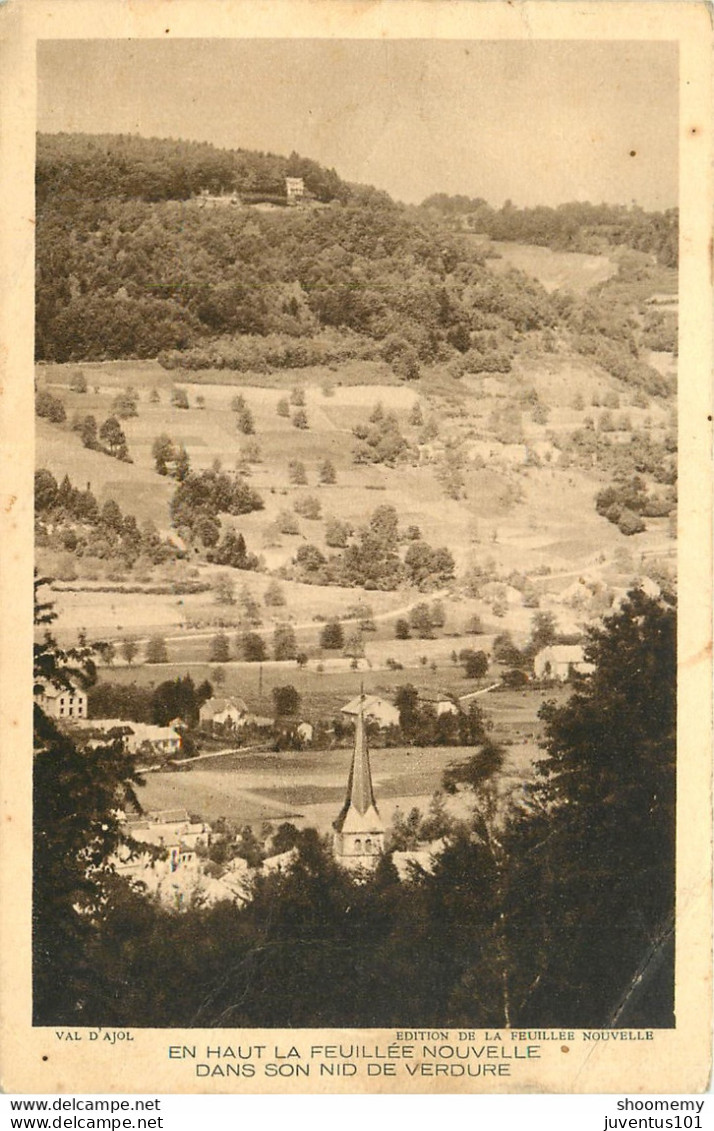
[125,723,181,757]
[112,811,254,910]
[417,690,460,716]
[124,808,211,851]
[533,644,595,682]
[199,696,248,729]
[71,718,181,757]
[296,721,314,744]
[392,838,446,882]
[35,682,87,720]
[341,693,400,730]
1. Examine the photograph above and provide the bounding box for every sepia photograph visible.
[1,0,711,1096]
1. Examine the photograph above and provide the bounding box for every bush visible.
[36,391,66,424]
[409,603,434,639]
[209,632,231,663]
[502,668,528,688]
[277,510,300,536]
[171,387,189,410]
[325,518,350,548]
[236,406,255,435]
[618,509,646,536]
[293,495,321,520]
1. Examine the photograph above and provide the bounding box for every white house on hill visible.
[285,176,305,203]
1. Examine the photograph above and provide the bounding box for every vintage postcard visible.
[0,0,711,1096]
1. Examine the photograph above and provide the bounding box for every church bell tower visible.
[333,702,384,870]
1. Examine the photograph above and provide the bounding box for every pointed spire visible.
[333,700,381,833]
[349,707,377,815]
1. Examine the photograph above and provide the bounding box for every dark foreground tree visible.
[510,587,676,1027]
[33,578,143,1023]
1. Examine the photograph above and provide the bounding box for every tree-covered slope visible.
[420,195,678,268]
[35,133,675,401]
[36,132,351,207]
[36,134,556,365]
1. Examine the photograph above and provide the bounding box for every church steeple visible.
[333,697,384,870]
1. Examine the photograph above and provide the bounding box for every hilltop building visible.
[195,188,241,209]
[333,704,384,871]
[285,176,305,203]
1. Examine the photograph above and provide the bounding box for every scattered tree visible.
[318,459,336,485]
[264,579,286,607]
[240,632,267,662]
[171,387,189,410]
[272,684,301,717]
[320,620,344,650]
[288,460,307,485]
[145,635,168,664]
[120,638,138,666]
[273,623,297,661]
[209,632,231,664]
[214,572,236,606]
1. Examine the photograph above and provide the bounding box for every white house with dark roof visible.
[417,689,460,716]
[341,693,400,730]
[198,696,248,728]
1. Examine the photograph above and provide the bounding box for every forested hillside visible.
[36,132,351,207]
[420,195,678,268]
[36,133,674,400]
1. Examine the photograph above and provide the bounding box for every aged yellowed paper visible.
[0,0,711,1095]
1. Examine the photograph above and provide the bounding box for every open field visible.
[483,240,618,294]
[89,655,498,719]
[136,684,563,834]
